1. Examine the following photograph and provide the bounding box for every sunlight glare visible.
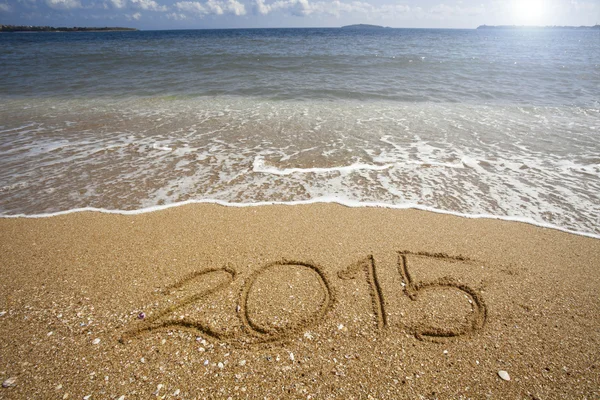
[512,0,547,25]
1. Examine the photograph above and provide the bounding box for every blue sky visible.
[1,0,598,29]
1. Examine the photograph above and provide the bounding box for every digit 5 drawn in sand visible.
[120,267,237,342]
[397,251,487,340]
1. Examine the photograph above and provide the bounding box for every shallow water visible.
[1,28,599,236]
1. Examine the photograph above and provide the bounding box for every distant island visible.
[477,24,600,30]
[0,25,138,32]
[341,24,389,30]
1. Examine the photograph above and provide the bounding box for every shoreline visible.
[2,198,599,240]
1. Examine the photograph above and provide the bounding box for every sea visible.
[1,28,599,237]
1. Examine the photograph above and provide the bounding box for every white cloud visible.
[570,0,596,11]
[254,0,410,17]
[175,0,246,16]
[0,2,12,11]
[109,0,126,8]
[130,0,168,11]
[167,11,187,19]
[132,11,141,18]
[46,0,81,9]
[429,2,485,17]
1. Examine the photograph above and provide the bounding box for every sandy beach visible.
[0,204,599,399]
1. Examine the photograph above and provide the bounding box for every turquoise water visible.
[1,28,599,235]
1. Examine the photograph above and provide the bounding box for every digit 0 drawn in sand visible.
[397,251,487,341]
[238,260,334,342]
[338,255,387,330]
[120,267,237,342]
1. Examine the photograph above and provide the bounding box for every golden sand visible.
[0,204,599,398]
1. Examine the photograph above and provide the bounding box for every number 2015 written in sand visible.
[122,251,487,344]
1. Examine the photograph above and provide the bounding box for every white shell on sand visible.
[498,370,511,381]
[92,338,101,345]
[2,377,17,388]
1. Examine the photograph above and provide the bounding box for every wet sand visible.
[0,204,599,399]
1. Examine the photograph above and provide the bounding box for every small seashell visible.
[289,352,295,361]
[218,362,224,369]
[498,370,510,381]
[92,338,101,345]
[173,389,180,396]
[137,312,145,320]
[239,360,246,366]
[117,396,125,400]
[2,377,17,388]
[83,395,91,400]
[153,384,163,396]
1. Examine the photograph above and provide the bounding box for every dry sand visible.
[0,204,599,399]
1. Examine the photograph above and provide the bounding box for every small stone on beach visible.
[498,370,510,381]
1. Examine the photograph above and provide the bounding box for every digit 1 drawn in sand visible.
[338,255,387,330]
[120,267,237,343]
[397,251,487,340]
[238,260,334,342]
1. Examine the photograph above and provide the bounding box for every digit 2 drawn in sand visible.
[121,267,237,342]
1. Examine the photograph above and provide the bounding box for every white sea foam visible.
[2,198,598,240]
[252,155,394,175]
[1,98,598,239]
